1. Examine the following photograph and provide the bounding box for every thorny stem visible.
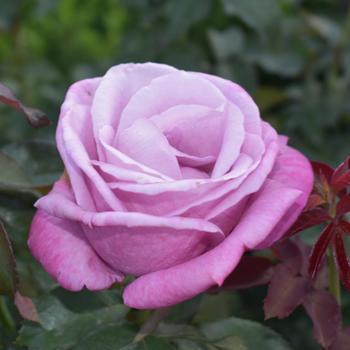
[133,307,171,343]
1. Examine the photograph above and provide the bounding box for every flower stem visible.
[133,307,171,343]
[327,247,341,305]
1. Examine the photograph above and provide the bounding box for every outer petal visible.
[35,178,224,277]
[254,144,313,248]
[123,146,313,309]
[28,209,123,291]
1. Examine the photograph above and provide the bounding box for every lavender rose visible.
[28,63,313,309]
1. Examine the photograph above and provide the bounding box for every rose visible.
[28,62,313,309]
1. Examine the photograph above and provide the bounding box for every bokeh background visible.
[1,1,350,349]
[1,0,350,163]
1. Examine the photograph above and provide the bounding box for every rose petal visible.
[123,145,312,309]
[211,103,245,178]
[91,63,175,138]
[56,111,96,211]
[99,125,171,181]
[36,177,224,276]
[117,71,226,133]
[61,111,125,211]
[28,209,123,291]
[151,104,226,160]
[61,77,101,114]
[255,144,313,248]
[198,72,262,136]
[116,118,182,179]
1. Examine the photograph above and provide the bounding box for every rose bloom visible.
[29,63,313,309]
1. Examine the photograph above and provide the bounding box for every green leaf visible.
[164,0,212,40]
[304,13,341,44]
[167,295,202,324]
[2,140,62,187]
[0,221,17,296]
[17,294,129,350]
[208,27,245,60]
[254,87,288,112]
[76,329,172,350]
[221,0,281,31]
[248,52,303,77]
[73,324,136,350]
[0,151,32,190]
[200,317,293,350]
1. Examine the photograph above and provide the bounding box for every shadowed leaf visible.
[287,208,330,237]
[0,151,33,190]
[305,193,326,210]
[339,220,350,235]
[17,294,129,350]
[264,264,309,319]
[336,194,350,216]
[311,161,334,182]
[2,140,62,188]
[217,255,274,290]
[330,326,350,350]
[0,82,50,128]
[272,239,304,275]
[303,290,341,348]
[200,316,292,350]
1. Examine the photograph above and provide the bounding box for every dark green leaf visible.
[200,317,292,350]
[17,294,129,350]
[164,0,212,40]
[208,28,245,60]
[2,140,62,187]
[221,0,281,31]
[0,151,32,190]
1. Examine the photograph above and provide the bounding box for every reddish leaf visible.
[311,161,334,181]
[308,223,335,279]
[287,208,330,237]
[219,255,274,290]
[333,232,350,293]
[331,157,350,193]
[306,193,326,210]
[0,221,18,295]
[264,264,309,319]
[303,290,341,348]
[272,239,303,275]
[339,220,350,235]
[0,82,50,128]
[336,194,350,216]
[331,326,350,350]
[14,291,39,322]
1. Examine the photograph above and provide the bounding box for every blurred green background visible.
[1,1,350,349]
[1,0,350,164]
